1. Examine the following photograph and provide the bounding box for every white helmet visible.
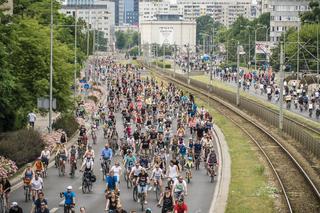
[67,186,72,190]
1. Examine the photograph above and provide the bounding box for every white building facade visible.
[261,0,310,43]
[60,0,115,45]
[139,0,253,28]
[140,20,196,48]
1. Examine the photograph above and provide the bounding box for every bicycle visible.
[154,179,161,201]
[69,158,77,178]
[82,171,93,193]
[208,164,216,183]
[58,158,65,176]
[101,159,111,180]
[134,185,147,211]
[23,179,31,202]
[194,154,201,170]
[91,130,97,145]
[124,168,133,189]
[185,167,192,184]
[0,192,7,213]
[63,204,75,213]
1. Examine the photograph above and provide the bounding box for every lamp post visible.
[49,0,54,133]
[73,0,78,102]
[236,41,240,106]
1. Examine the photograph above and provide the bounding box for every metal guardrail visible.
[150,64,320,159]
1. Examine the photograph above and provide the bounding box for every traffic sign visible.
[84,83,90,89]
[79,79,87,83]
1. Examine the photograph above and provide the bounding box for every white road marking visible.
[50,207,59,213]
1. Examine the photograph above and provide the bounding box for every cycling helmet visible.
[145,208,152,213]
[67,186,72,190]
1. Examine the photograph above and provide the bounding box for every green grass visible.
[196,98,276,213]
[191,75,320,132]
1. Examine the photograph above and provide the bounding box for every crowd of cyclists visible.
[1,57,219,213]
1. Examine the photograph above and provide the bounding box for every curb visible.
[209,124,231,213]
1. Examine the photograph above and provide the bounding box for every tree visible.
[300,1,320,23]
[196,15,222,48]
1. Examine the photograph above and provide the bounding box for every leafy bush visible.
[88,95,99,104]
[0,130,45,167]
[52,113,79,137]
[285,74,318,85]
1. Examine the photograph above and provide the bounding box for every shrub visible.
[52,113,79,137]
[88,95,99,104]
[0,130,45,167]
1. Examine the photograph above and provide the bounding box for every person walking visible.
[27,111,37,129]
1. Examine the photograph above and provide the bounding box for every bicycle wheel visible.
[0,197,4,213]
[187,173,190,184]
[133,186,138,201]
[24,187,29,202]
[155,185,160,201]
[140,194,145,211]
[82,181,87,193]
[88,182,93,192]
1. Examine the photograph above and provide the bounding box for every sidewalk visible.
[34,112,60,133]
[165,64,319,122]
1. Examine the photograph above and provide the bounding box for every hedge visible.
[52,113,79,137]
[0,130,45,167]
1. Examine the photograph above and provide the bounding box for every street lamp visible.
[49,0,54,132]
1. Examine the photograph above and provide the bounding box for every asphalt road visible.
[9,73,217,213]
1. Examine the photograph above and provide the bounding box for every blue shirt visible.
[106,175,117,190]
[101,148,113,159]
[63,191,75,205]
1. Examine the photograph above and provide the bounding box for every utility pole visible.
[297,24,300,80]
[279,42,284,131]
[317,19,319,85]
[86,3,91,82]
[187,43,190,84]
[173,43,176,77]
[74,0,78,101]
[49,0,54,133]
[162,44,165,72]
[236,41,240,106]
[211,27,214,83]
[248,29,251,70]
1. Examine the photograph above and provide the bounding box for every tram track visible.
[151,69,320,212]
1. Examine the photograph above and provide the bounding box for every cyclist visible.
[40,147,50,168]
[105,190,120,212]
[68,145,78,175]
[185,156,193,179]
[60,186,75,213]
[172,176,187,200]
[83,145,95,160]
[173,196,188,213]
[0,176,11,209]
[8,202,23,213]
[105,170,118,193]
[34,157,44,175]
[139,154,150,170]
[206,149,217,176]
[111,161,122,185]
[80,156,94,180]
[136,168,149,204]
[101,143,113,161]
[123,150,136,180]
[157,187,174,213]
[31,173,43,201]
[150,164,163,193]
[56,144,68,172]
[129,162,142,184]
[33,191,48,213]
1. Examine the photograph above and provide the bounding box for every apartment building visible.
[139,0,252,27]
[60,0,115,46]
[261,0,310,43]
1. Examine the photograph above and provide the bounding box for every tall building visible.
[60,0,115,49]
[262,0,310,43]
[117,0,125,26]
[139,0,253,27]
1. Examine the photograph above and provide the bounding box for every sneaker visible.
[144,200,148,204]
[153,187,156,192]
[138,198,140,203]
[148,186,152,191]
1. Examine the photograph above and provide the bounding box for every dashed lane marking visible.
[50,207,59,213]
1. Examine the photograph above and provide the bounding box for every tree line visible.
[0,0,92,132]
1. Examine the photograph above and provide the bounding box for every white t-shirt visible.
[168,165,178,179]
[131,166,142,176]
[173,179,187,193]
[41,150,50,159]
[111,165,122,178]
[152,168,163,179]
[28,113,37,122]
[31,177,43,190]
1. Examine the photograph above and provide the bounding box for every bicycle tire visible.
[155,185,160,201]
[0,196,5,213]
[25,187,29,202]
[88,182,93,192]
[141,193,145,211]
[133,186,138,201]
[82,181,87,193]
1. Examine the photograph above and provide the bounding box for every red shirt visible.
[174,203,188,213]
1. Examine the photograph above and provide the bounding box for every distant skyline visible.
[124,0,133,11]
